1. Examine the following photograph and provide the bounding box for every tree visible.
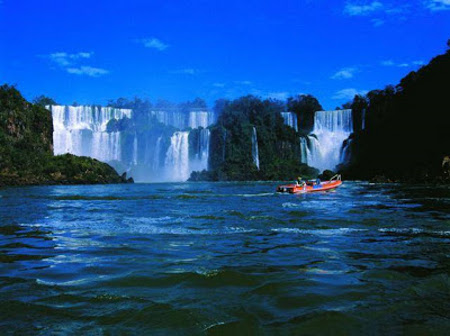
[213,98,230,117]
[155,99,176,109]
[33,95,57,107]
[287,94,323,134]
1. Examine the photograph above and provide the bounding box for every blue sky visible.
[0,0,449,109]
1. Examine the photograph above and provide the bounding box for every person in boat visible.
[295,176,305,187]
[316,178,321,185]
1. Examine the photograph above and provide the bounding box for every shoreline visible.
[2,177,449,188]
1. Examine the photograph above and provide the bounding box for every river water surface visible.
[1,182,449,334]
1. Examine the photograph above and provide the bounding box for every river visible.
[1,182,449,334]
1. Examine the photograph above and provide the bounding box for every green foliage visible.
[190,95,319,181]
[33,95,57,107]
[106,117,133,132]
[287,94,323,135]
[179,98,207,112]
[342,49,450,181]
[0,84,128,186]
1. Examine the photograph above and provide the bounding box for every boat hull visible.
[277,180,342,194]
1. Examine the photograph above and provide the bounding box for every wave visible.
[122,218,255,235]
[272,228,367,235]
[379,228,450,236]
[234,192,275,197]
[29,195,164,201]
[282,202,302,208]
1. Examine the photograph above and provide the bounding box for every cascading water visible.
[151,109,216,129]
[132,134,138,165]
[299,137,309,164]
[190,129,210,172]
[151,110,187,130]
[281,112,298,131]
[304,109,353,172]
[51,105,132,161]
[188,111,216,129]
[252,127,260,170]
[340,138,353,164]
[51,105,216,182]
[164,131,190,182]
[152,137,162,170]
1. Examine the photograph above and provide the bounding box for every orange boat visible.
[277,174,342,194]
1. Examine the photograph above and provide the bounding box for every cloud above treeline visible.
[426,0,450,11]
[43,51,109,77]
[66,66,109,77]
[48,52,93,67]
[170,68,198,75]
[137,38,169,51]
[381,60,425,67]
[331,67,358,80]
[344,1,383,16]
[332,88,368,100]
[343,1,448,26]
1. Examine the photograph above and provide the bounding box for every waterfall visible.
[164,131,190,181]
[51,105,219,182]
[188,111,216,129]
[340,138,353,164]
[132,134,138,165]
[51,105,131,161]
[252,127,260,170]
[91,131,122,162]
[151,110,187,129]
[198,129,210,170]
[300,137,309,164]
[281,112,298,131]
[151,109,216,129]
[189,128,211,172]
[153,136,162,170]
[304,109,353,172]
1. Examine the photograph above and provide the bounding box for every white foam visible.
[272,227,367,235]
[379,228,450,236]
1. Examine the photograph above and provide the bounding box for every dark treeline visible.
[103,93,326,181]
[0,85,131,186]
[190,95,319,181]
[106,97,207,112]
[340,46,450,182]
[12,43,450,184]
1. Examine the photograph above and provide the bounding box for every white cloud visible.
[138,38,169,51]
[344,1,383,16]
[171,68,197,75]
[344,1,411,25]
[381,60,424,67]
[425,0,450,11]
[371,18,385,26]
[43,51,108,77]
[331,67,357,80]
[66,66,109,77]
[48,52,93,67]
[332,88,368,100]
[381,60,395,66]
[235,80,253,85]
